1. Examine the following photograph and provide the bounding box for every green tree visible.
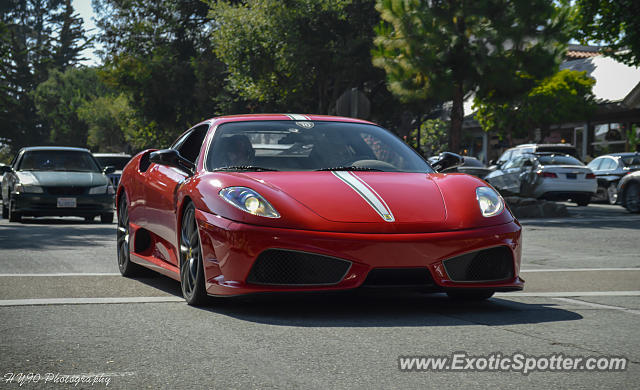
[209,0,384,114]
[33,67,109,147]
[372,0,569,153]
[572,0,640,66]
[409,119,448,157]
[78,93,136,152]
[475,69,597,140]
[94,0,234,149]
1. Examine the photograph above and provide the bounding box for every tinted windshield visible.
[206,121,433,173]
[94,156,131,170]
[536,155,584,166]
[18,150,101,172]
[621,155,640,167]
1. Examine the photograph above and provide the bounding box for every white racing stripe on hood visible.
[331,171,395,222]
[286,114,310,121]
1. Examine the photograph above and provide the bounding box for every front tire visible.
[624,183,640,213]
[117,193,141,276]
[8,199,21,223]
[179,203,207,306]
[101,213,114,223]
[1,201,7,219]
[447,290,495,301]
[575,194,590,207]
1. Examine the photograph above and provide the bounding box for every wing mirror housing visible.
[149,149,195,175]
[431,152,464,172]
[0,164,12,174]
[103,166,116,175]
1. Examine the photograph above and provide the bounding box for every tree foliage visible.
[474,69,597,139]
[372,0,569,152]
[209,0,384,114]
[78,93,136,152]
[572,0,640,66]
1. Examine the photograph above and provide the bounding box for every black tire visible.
[624,183,640,213]
[447,290,495,301]
[117,193,141,276]
[101,213,114,223]
[575,194,590,207]
[607,184,618,205]
[84,216,95,222]
[179,203,208,306]
[1,202,7,219]
[8,199,21,223]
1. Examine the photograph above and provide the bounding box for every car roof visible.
[20,146,91,153]
[514,143,575,148]
[93,153,132,157]
[205,113,376,126]
[598,152,640,157]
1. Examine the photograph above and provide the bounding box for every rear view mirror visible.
[431,152,464,172]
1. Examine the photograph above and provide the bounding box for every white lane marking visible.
[0,273,121,277]
[520,216,640,224]
[520,268,640,272]
[332,171,395,222]
[495,291,640,297]
[553,297,640,315]
[0,296,184,306]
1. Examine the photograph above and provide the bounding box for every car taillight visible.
[586,173,596,179]
[537,171,557,178]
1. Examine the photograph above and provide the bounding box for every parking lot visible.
[1,203,639,389]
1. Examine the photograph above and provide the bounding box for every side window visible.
[587,158,602,170]
[498,150,512,163]
[174,124,209,164]
[601,158,616,171]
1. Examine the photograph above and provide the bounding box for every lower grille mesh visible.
[443,246,514,282]
[247,249,351,286]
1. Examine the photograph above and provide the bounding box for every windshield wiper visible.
[212,165,279,172]
[316,166,382,172]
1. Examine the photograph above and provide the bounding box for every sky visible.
[72,0,101,66]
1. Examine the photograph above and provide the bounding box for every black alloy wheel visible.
[179,203,207,306]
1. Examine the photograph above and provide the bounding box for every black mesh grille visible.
[46,186,87,195]
[247,249,351,286]
[363,268,435,286]
[443,246,514,282]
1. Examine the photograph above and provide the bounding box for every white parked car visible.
[485,153,597,206]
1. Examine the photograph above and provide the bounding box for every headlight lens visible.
[476,186,504,217]
[219,187,280,218]
[89,185,114,195]
[15,184,43,193]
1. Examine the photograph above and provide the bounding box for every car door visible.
[143,124,209,264]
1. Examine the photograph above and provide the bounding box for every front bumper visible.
[11,192,114,217]
[195,209,524,296]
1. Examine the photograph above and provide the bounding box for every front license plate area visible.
[57,197,77,208]
[566,173,577,179]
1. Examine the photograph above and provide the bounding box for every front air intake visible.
[442,246,514,282]
[247,249,352,286]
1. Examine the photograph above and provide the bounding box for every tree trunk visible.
[450,82,464,153]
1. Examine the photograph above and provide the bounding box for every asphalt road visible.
[0,203,639,389]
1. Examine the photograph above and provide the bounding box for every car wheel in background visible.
[624,183,640,213]
[101,213,114,223]
[8,199,21,223]
[446,290,495,301]
[84,216,94,222]
[117,193,141,276]
[179,202,207,306]
[607,184,619,205]
[1,202,7,219]
[575,194,590,207]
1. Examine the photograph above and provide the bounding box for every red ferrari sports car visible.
[116,114,523,305]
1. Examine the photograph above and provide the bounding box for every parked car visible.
[93,153,132,188]
[617,170,640,213]
[485,153,597,206]
[492,143,579,168]
[1,146,115,223]
[586,152,640,204]
[116,114,523,305]
[428,155,491,178]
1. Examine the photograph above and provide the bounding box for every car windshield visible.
[18,150,101,172]
[536,155,584,166]
[206,121,433,173]
[94,156,131,170]
[621,155,640,167]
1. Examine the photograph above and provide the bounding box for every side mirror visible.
[0,164,12,174]
[431,152,464,172]
[149,149,195,175]
[488,160,496,166]
[103,166,116,175]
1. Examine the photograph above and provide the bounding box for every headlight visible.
[476,186,504,217]
[89,185,114,195]
[15,184,43,193]
[219,187,280,218]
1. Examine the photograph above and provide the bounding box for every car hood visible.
[17,171,108,187]
[196,171,514,233]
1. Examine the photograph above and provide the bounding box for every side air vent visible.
[442,246,514,282]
